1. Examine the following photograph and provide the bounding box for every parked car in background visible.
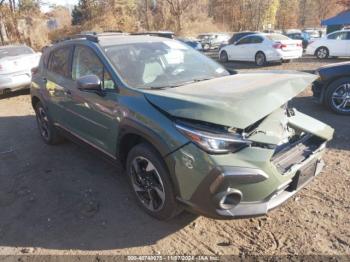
[313,62,350,115]
[31,33,333,220]
[303,28,322,39]
[306,30,350,59]
[197,33,231,51]
[223,31,259,48]
[285,31,310,49]
[219,33,303,66]
[131,31,175,39]
[0,45,41,94]
[177,37,203,51]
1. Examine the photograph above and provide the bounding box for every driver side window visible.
[72,46,115,90]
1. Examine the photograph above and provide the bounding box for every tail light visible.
[273,43,287,49]
[0,64,3,71]
[297,43,302,48]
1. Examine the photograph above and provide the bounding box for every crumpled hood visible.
[142,71,317,129]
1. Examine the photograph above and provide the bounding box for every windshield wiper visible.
[147,77,215,90]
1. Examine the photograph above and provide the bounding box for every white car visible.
[219,33,303,66]
[305,30,350,59]
[0,45,41,94]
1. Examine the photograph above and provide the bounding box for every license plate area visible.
[287,159,318,191]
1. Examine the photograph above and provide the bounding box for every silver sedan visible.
[0,45,41,94]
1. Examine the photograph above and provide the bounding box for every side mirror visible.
[77,75,102,93]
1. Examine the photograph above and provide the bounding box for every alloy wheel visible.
[130,156,166,212]
[331,83,350,113]
[317,48,328,59]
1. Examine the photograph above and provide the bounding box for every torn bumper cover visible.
[179,143,326,219]
[217,155,325,218]
[175,109,333,219]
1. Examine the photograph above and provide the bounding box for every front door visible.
[65,45,119,154]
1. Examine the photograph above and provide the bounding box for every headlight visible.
[175,122,251,154]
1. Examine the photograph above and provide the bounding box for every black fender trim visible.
[117,118,184,196]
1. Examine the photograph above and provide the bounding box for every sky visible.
[41,0,79,13]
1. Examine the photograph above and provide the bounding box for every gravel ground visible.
[0,56,349,258]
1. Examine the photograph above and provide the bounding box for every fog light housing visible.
[218,189,242,210]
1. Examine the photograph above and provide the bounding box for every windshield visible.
[0,46,34,59]
[104,40,229,89]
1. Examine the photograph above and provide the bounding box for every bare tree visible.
[165,0,193,32]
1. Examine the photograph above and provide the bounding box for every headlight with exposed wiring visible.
[175,122,251,154]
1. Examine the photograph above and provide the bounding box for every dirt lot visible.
[0,56,349,258]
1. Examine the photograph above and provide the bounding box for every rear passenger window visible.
[328,32,347,40]
[251,36,263,43]
[48,47,71,78]
[237,37,252,45]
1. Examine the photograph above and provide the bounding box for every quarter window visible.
[72,46,115,90]
[48,47,71,78]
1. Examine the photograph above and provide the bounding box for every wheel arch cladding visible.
[117,119,185,196]
[31,96,41,109]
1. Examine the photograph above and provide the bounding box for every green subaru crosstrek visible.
[31,33,334,220]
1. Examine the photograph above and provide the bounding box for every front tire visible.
[325,77,350,115]
[255,52,266,66]
[316,47,329,59]
[126,143,182,220]
[35,101,64,144]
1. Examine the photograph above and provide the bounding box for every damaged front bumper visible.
[216,146,326,218]
[171,109,334,219]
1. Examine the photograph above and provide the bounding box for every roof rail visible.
[54,33,99,44]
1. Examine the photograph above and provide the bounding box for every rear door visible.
[45,45,74,126]
[247,35,265,60]
[227,36,254,61]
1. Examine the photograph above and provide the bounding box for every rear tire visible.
[126,143,182,220]
[315,47,329,59]
[34,101,64,144]
[219,51,229,63]
[255,52,266,66]
[325,77,350,115]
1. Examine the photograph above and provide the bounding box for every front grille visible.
[272,134,325,174]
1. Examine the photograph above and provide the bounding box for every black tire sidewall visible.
[220,51,228,62]
[126,143,181,220]
[325,77,350,115]
[255,52,266,66]
[35,101,63,144]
